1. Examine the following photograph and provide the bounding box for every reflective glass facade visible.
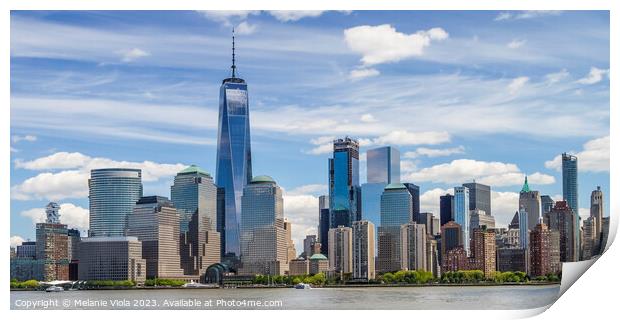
[366,146,400,184]
[329,137,361,228]
[88,168,143,237]
[462,182,491,216]
[216,77,252,258]
[453,186,470,254]
[561,152,579,253]
[377,184,414,272]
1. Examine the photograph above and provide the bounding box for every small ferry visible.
[45,285,64,292]
[182,280,211,288]
[294,283,312,289]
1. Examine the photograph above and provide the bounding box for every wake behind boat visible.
[294,283,312,289]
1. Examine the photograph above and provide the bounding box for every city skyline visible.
[10,11,610,254]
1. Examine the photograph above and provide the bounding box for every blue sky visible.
[10,10,610,252]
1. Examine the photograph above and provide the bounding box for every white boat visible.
[183,280,210,288]
[294,283,312,289]
[45,285,64,292]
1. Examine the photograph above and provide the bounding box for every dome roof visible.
[251,175,276,184]
[309,253,328,260]
[385,183,407,190]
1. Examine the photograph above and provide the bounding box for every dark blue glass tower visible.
[562,152,579,257]
[329,137,361,229]
[215,31,252,259]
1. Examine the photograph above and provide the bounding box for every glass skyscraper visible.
[462,181,491,216]
[329,137,361,228]
[88,168,143,237]
[439,193,454,226]
[215,33,252,258]
[561,152,579,256]
[377,183,415,273]
[453,186,470,254]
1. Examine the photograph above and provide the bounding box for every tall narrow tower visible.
[215,29,253,259]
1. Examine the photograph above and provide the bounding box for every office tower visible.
[463,182,491,216]
[329,137,361,228]
[16,241,36,258]
[126,196,184,279]
[78,236,146,283]
[442,247,468,273]
[439,194,454,226]
[303,235,317,259]
[89,168,143,237]
[328,226,353,275]
[470,209,495,231]
[426,236,440,277]
[404,183,421,222]
[362,146,400,234]
[36,203,70,281]
[471,228,496,279]
[541,195,555,215]
[400,222,427,271]
[600,217,610,252]
[378,183,415,273]
[529,221,557,277]
[284,220,297,262]
[518,206,529,250]
[519,176,541,231]
[453,186,470,254]
[171,165,221,274]
[67,228,80,261]
[352,220,375,280]
[418,212,439,236]
[497,248,526,272]
[562,153,579,255]
[546,201,577,262]
[431,216,440,236]
[289,257,309,276]
[590,186,604,241]
[239,176,288,275]
[440,221,462,258]
[215,32,253,259]
[509,211,520,229]
[309,253,329,275]
[318,195,330,255]
[581,217,596,260]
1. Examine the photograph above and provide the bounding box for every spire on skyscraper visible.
[231,28,237,78]
[521,176,530,193]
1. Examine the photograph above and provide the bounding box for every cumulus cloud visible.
[349,68,380,81]
[419,188,453,214]
[283,189,320,253]
[268,11,326,22]
[305,136,335,155]
[492,191,520,227]
[507,39,526,49]
[197,10,260,26]
[495,11,562,21]
[508,76,529,94]
[20,203,89,232]
[404,146,465,158]
[11,134,37,143]
[404,159,555,187]
[117,48,150,62]
[576,67,609,85]
[360,113,377,123]
[235,21,257,35]
[12,152,186,200]
[11,235,26,248]
[344,24,448,66]
[287,184,327,196]
[545,69,570,84]
[545,136,609,173]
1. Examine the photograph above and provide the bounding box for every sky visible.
[9,10,610,253]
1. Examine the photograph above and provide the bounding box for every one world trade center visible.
[215,30,252,261]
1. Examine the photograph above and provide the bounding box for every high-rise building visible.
[303,235,317,259]
[78,236,146,283]
[171,165,221,274]
[518,206,529,250]
[541,195,555,215]
[329,137,361,228]
[36,210,69,281]
[442,247,468,273]
[509,211,520,230]
[352,220,375,280]
[519,176,541,231]
[16,241,36,258]
[362,146,400,236]
[590,186,604,252]
[328,226,353,275]
[462,182,491,216]
[496,248,526,272]
[318,195,330,255]
[45,202,61,224]
[581,217,596,260]
[215,32,253,259]
[126,196,185,279]
[562,153,579,255]
[529,221,557,277]
[400,222,427,271]
[440,221,462,258]
[546,200,577,262]
[470,209,495,231]
[404,183,421,222]
[67,229,80,262]
[471,228,496,279]
[426,236,440,278]
[549,230,562,274]
[600,216,610,253]
[89,168,143,237]
[289,257,309,276]
[239,176,288,275]
[378,183,415,273]
[439,194,454,226]
[284,220,297,262]
[453,186,470,254]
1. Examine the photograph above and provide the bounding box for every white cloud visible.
[367,130,451,147]
[404,146,465,158]
[508,76,529,94]
[283,191,319,254]
[344,24,448,66]
[12,152,186,200]
[404,159,555,187]
[545,136,609,172]
[420,188,453,214]
[236,21,257,35]
[545,69,570,84]
[495,11,562,21]
[349,68,380,81]
[118,48,150,62]
[400,160,418,175]
[507,39,526,49]
[10,235,26,248]
[268,11,326,22]
[576,67,609,85]
[11,135,37,143]
[287,184,327,196]
[197,10,260,26]
[11,147,19,153]
[492,191,520,227]
[360,113,377,123]
[19,203,89,232]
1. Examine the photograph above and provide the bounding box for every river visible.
[11,285,560,310]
